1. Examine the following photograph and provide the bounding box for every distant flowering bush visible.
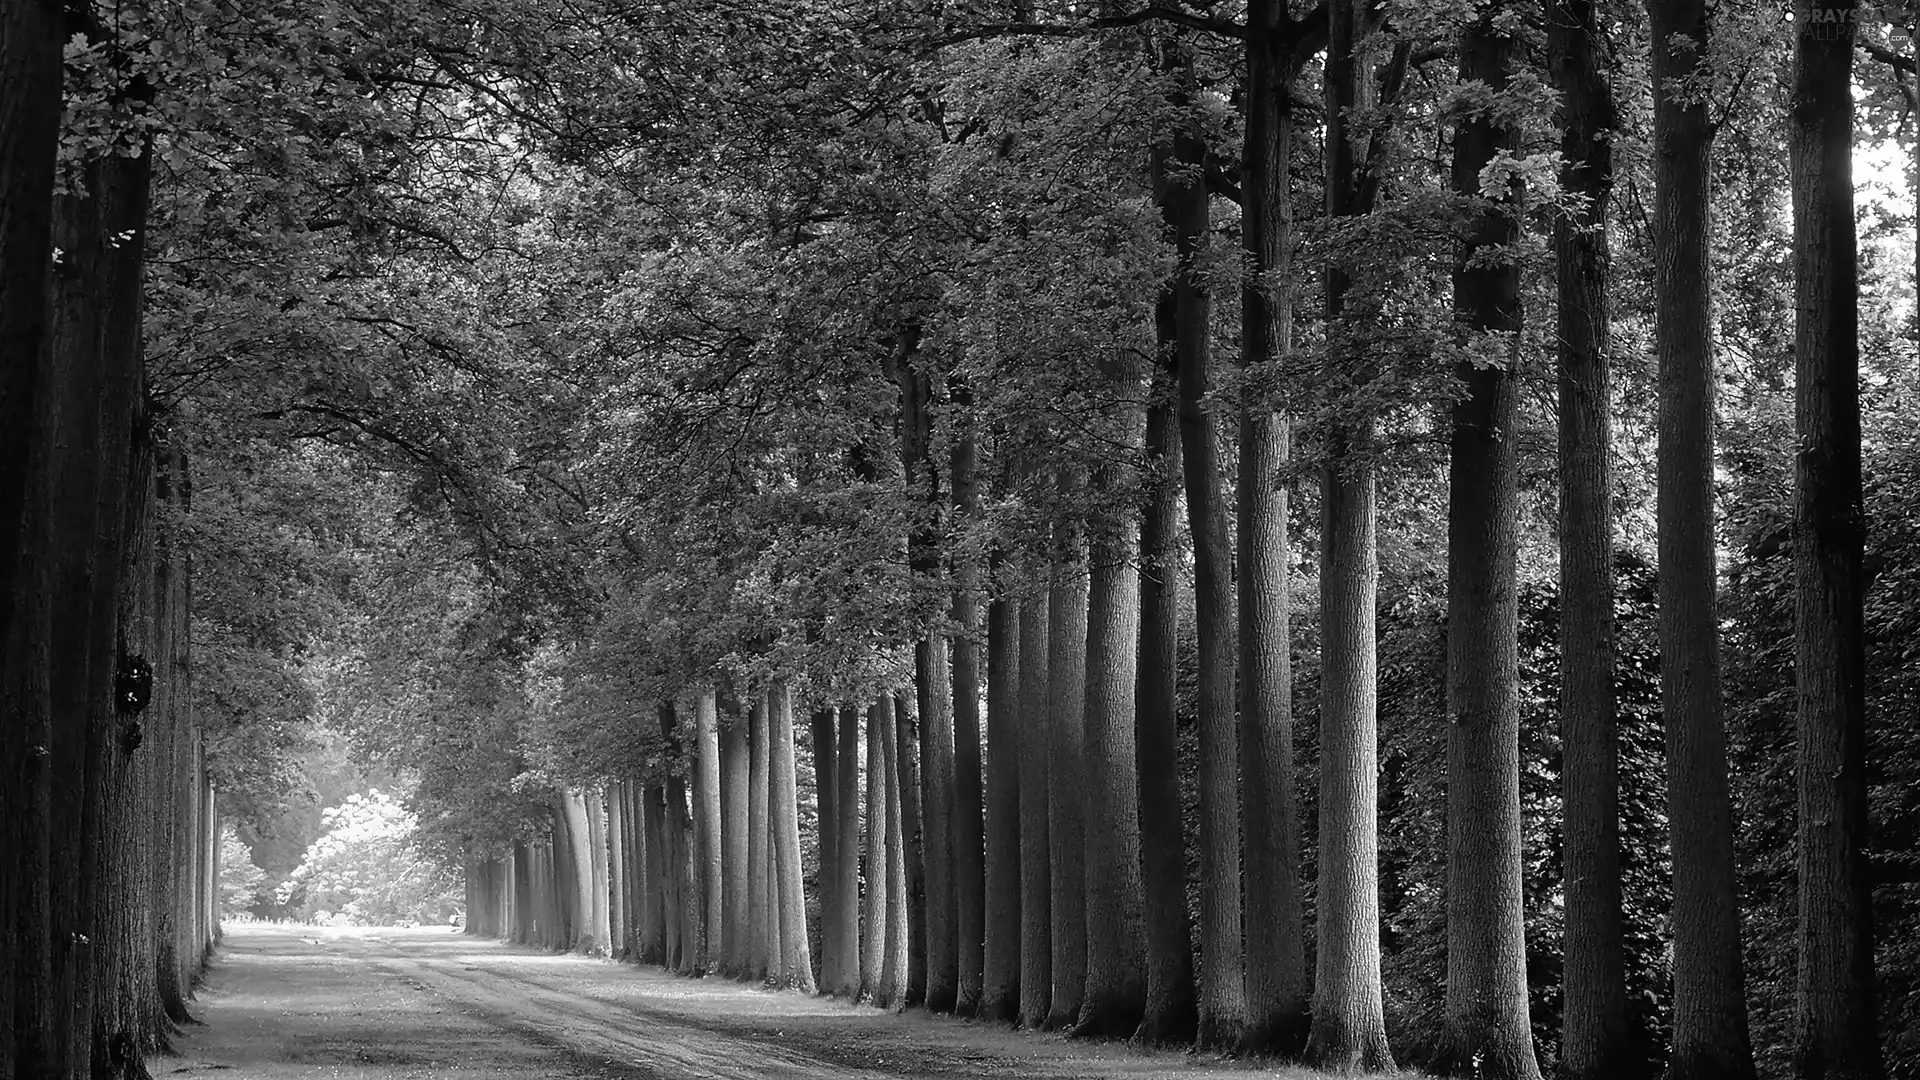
[275,790,461,925]
[218,826,266,915]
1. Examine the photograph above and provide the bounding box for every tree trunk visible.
[812,705,840,992]
[1045,518,1089,1031]
[1306,4,1398,1071]
[895,693,927,1006]
[1075,437,1147,1038]
[590,794,612,956]
[1016,581,1053,1029]
[558,792,597,953]
[695,691,724,975]
[721,714,750,976]
[951,416,988,1018]
[1646,2,1759,1077]
[831,704,863,998]
[608,784,627,958]
[1549,0,1632,1076]
[768,685,816,992]
[0,0,64,1058]
[642,783,668,963]
[1135,313,1197,1046]
[1238,1,1310,1054]
[1437,13,1542,1079]
[862,696,895,1005]
[980,592,1023,1023]
[1790,6,1883,1077]
[917,635,958,1012]
[748,694,772,982]
[1164,80,1248,1048]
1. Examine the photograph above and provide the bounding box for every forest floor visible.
[161,925,1358,1080]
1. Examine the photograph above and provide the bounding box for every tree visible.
[981,592,1022,1023]
[767,685,815,992]
[1437,7,1542,1077]
[1017,584,1053,1029]
[1549,0,1633,1075]
[1789,2,1883,1076]
[1647,1,1760,1076]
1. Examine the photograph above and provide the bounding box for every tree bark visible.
[1016,587,1053,1029]
[863,696,896,1005]
[1075,437,1146,1038]
[1135,313,1197,1046]
[587,792,611,956]
[1790,5,1883,1077]
[695,691,724,975]
[1647,1,1759,1077]
[748,694,772,981]
[1437,12,1543,1078]
[916,635,958,1012]
[1550,0,1632,1076]
[951,414,988,1017]
[1238,0,1310,1054]
[608,783,627,957]
[1305,2,1394,1072]
[895,693,927,1006]
[721,714,750,976]
[768,686,816,992]
[980,592,1023,1023]
[558,792,598,953]
[1045,518,1089,1031]
[831,704,863,998]
[812,705,840,992]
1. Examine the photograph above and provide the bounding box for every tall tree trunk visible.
[831,705,863,998]
[1238,0,1310,1053]
[1647,2,1759,1077]
[1045,518,1089,1031]
[1075,426,1147,1038]
[695,691,724,975]
[812,705,840,992]
[951,413,987,1017]
[642,783,668,963]
[1161,57,1248,1045]
[768,686,816,992]
[0,0,65,1058]
[917,636,958,1012]
[1438,12,1542,1079]
[1135,312,1197,1046]
[895,694,927,1006]
[721,715,750,976]
[558,792,597,953]
[1550,0,1631,1076]
[748,694,772,981]
[981,591,1023,1023]
[863,696,895,1005]
[587,792,611,956]
[661,705,700,975]
[1790,6,1883,1077]
[1305,2,1394,1072]
[1016,587,1053,1029]
[608,784,627,958]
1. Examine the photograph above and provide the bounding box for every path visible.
[164,925,1337,1080]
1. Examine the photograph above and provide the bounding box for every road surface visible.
[165,925,1337,1079]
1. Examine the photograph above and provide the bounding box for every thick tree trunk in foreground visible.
[878,696,912,1011]
[1016,590,1053,1028]
[1239,2,1310,1053]
[863,696,898,1006]
[1550,0,1632,1076]
[830,705,862,998]
[981,592,1022,1023]
[607,785,628,958]
[721,717,749,976]
[558,792,598,953]
[1306,1,1393,1070]
[2,0,66,1064]
[1647,2,1759,1077]
[748,695,772,982]
[768,686,815,992]
[1135,320,1197,1046]
[1075,445,1146,1038]
[641,784,668,963]
[1438,13,1542,1079]
[587,793,611,956]
[1045,521,1089,1031]
[1790,5,1883,1077]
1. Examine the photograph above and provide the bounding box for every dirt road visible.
[166,925,1336,1079]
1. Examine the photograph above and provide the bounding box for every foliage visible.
[274,790,462,925]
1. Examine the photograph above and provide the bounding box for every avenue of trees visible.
[4,0,1918,1079]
